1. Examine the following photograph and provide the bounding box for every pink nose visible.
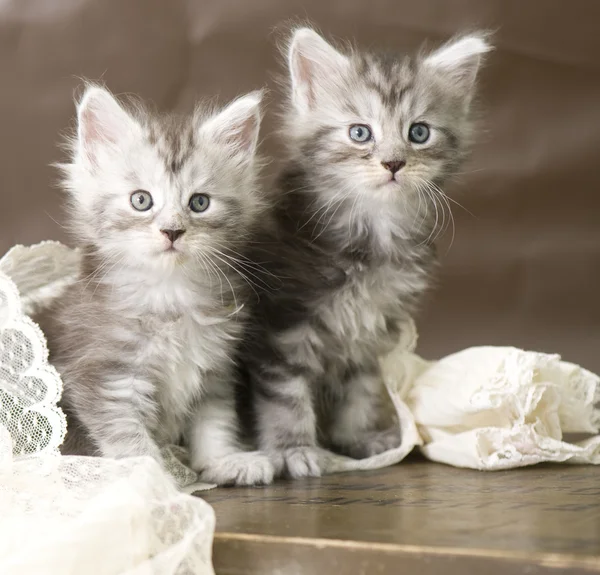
[161,229,185,243]
[381,160,405,174]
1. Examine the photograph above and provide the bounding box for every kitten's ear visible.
[76,86,139,167]
[201,90,263,156]
[288,27,350,113]
[424,33,492,97]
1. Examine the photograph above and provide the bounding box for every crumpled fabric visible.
[392,345,600,470]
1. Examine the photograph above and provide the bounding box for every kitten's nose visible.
[161,229,186,243]
[381,160,405,174]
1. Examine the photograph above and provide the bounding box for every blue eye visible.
[130,190,153,211]
[189,193,210,213]
[349,124,372,143]
[408,122,430,144]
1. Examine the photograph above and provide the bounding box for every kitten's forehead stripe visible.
[146,116,196,175]
[343,101,360,117]
[353,53,417,112]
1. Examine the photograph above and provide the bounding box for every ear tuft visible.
[288,27,349,113]
[77,85,138,167]
[201,90,264,155]
[424,33,492,95]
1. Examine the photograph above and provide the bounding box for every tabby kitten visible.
[46,85,274,485]
[242,28,490,478]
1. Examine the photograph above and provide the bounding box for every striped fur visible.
[240,28,490,479]
[42,85,275,485]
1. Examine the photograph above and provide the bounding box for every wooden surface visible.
[198,457,600,574]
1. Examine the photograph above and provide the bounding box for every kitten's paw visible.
[342,427,402,460]
[270,446,321,478]
[198,452,275,486]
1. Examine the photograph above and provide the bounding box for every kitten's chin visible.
[371,178,403,196]
[384,180,401,189]
[157,245,185,257]
[152,247,188,269]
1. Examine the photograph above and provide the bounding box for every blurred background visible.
[0,0,598,370]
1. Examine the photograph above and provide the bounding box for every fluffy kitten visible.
[241,28,490,478]
[45,85,274,485]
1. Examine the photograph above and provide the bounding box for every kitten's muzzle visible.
[381,160,405,175]
[161,228,186,244]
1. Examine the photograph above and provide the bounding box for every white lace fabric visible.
[1,241,599,573]
[0,243,215,575]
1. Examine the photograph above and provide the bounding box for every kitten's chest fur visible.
[51,267,243,445]
[316,258,428,362]
[121,281,242,442]
[260,177,436,374]
[137,311,233,438]
[322,261,419,335]
[272,247,432,376]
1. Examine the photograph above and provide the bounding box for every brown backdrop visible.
[1,0,599,370]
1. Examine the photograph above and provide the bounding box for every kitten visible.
[44,85,274,486]
[241,28,490,478]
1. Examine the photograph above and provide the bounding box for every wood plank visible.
[198,457,600,574]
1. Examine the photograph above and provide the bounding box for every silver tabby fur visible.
[41,85,275,485]
[240,28,491,479]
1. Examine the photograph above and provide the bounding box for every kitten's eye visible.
[349,124,373,143]
[408,123,430,144]
[130,190,153,212]
[189,193,210,213]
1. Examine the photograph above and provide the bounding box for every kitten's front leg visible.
[254,366,321,478]
[70,375,162,462]
[328,365,401,459]
[189,372,274,486]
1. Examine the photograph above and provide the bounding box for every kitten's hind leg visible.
[328,365,401,459]
[253,366,321,479]
[189,374,275,486]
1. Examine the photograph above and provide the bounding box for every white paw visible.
[270,446,321,478]
[336,427,402,460]
[198,452,275,486]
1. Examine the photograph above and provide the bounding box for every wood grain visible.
[198,457,600,574]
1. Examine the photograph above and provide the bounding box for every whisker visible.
[206,253,240,309]
[313,193,349,239]
[429,179,476,218]
[299,188,346,232]
[194,250,219,296]
[347,191,362,248]
[91,254,127,298]
[44,211,67,230]
[208,247,274,292]
[193,248,224,300]
[208,240,280,282]
[311,185,355,241]
[278,183,316,197]
[413,176,458,252]
[422,179,457,249]
[412,180,430,239]
[437,189,456,252]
